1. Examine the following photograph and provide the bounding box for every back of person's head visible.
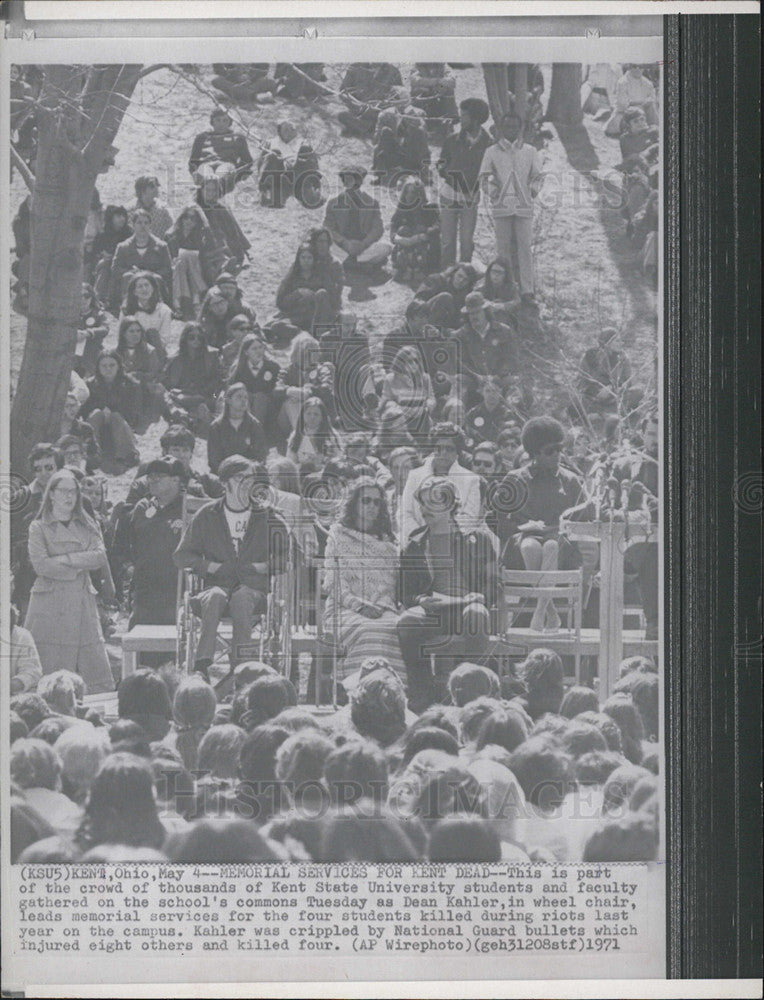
[29,715,79,745]
[275,731,334,793]
[10,794,56,863]
[614,670,659,740]
[350,672,407,747]
[173,675,217,730]
[10,738,61,790]
[37,670,83,716]
[324,740,389,806]
[242,675,298,730]
[18,836,81,863]
[409,705,459,741]
[602,693,645,764]
[317,804,421,862]
[118,669,172,739]
[108,718,152,757]
[574,710,623,753]
[559,685,599,719]
[238,723,291,784]
[233,660,277,691]
[467,757,527,842]
[640,745,660,775]
[561,721,609,759]
[475,706,529,755]
[507,735,574,811]
[79,752,165,850]
[151,756,196,820]
[11,693,50,732]
[164,820,285,863]
[530,713,570,741]
[522,649,565,718]
[10,712,28,744]
[55,724,111,802]
[270,707,321,733]
[414,764,486,828]
[197,724,247,781]
[583,811,658,862]
[400,727,459,770]
[264,812,325,860]
[618,655,657,679]
[629,773,659,813]
[448,662,501,707]
[602,763,653,815]
[575,750,626,786]
[429,814,502,862]
[459,696,503,746]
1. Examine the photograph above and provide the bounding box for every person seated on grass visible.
[323,164,392,276]
[276,242,341,333]
[75,283,110,379]
[207,383,268,476]
[413,262,479,331]
[259,119,322,209]
[389,176,441,285]
[474,256,521,322]
[410,63,458,133]
[286,397,341,470]
[119,270,172,362]
[210,64,278,103]
[115,315,168,429]
[80,351,142,471]
[57,397,101,472]
[226,330,286,442]
[195,175,251,274]
[162,322,222,436]
[108,210,172,316]
[465,376,518,446]
[165,204,227,320]
[189,106,255,188]
[128,175,174,239]
[89,205,132,303]
[337,62,404,139]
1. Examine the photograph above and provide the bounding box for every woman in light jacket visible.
[24,468,114,694]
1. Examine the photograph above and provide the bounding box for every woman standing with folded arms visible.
[24,469,114,694]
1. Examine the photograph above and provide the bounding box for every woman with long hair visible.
[323,477,406,683]
[75,753,166,854]
[195,174,251,271]
[308,227,344,311]
[80,351,141,470]
[226,331,284,439]
[115,315,167,427]
[24,468,114,693]
[165,204,226,319]
[75,283,110,378]
[276,242,338,333]
[206,382,268,475]
[475,256,520,322]
[199,289,234,348]
[286,396,340,469]
[120,270,172,361]
[380,344,434,438]
[89,204,132,298]
[389,176,441,285]
[162,322,222,435]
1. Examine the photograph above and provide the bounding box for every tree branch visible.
[11,145,35,191]
[136,63,169,82]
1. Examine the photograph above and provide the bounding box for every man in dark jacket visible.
[107,210,173,312]
[128,457,187,630]
[437,98,492,265]
[174,456,289,676]
[188,107,255,185]
[397,477,498,711]
[452,291,519,408]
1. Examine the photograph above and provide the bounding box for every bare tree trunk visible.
[508,64,529,123]
[547,63,584,125]
[10,66,144,470]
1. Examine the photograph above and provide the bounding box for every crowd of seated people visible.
[8,68,661,863]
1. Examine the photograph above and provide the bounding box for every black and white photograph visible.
[0,7,759,995]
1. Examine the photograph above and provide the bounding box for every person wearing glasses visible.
[492,416,583,632]
[24,469,114,693]
[323,477,407,687]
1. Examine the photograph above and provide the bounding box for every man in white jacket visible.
[479,111,544,300]
[399,422,481,546]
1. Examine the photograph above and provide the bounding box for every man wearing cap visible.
[437,97,493,266]
[397,476,499,711]
[399,421,481,545]
[323,166,392,273]
[128,457,188,632]
[174,457,290,677]
[479,111,544,300]
[453,290,519,408]
[189,107,254,188]
[123,424,223,511]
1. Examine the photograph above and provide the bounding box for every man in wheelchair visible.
[174,455,289,680]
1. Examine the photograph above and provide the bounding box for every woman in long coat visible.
[24,468,114,694]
